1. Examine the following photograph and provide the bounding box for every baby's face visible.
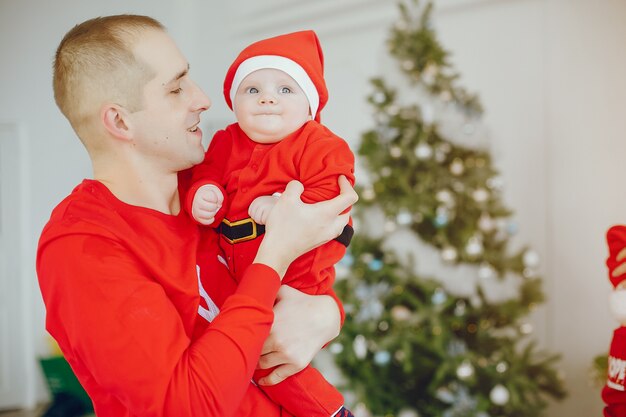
[233,68,311,143]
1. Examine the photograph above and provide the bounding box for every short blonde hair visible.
[53,15,164,135]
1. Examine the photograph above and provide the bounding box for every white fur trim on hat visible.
[229,55,320,119]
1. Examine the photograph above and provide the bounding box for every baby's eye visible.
[171,88,182,94]
[280,87,292,94]
[247,87,259,94]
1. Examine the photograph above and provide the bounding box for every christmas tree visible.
[330,1,567,416]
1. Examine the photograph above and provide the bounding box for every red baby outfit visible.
[37,179,294,417]
[187,30,355,417]
[188,120,353,417]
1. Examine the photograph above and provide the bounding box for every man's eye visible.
[248,87,259,94]
[171,88,182,94]
[280,87,292,93]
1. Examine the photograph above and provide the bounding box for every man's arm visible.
[38,237,280,417]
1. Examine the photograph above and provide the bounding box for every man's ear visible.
[101,104,133,141]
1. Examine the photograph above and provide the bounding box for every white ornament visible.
[449,158,465,176]
[489,384,510,405]
[396,210,413,226]
[372,91,386,104]
[436,189,454,206]
[329,342,344,355]
[478,263,495,280]
[353,335,368,359]
[398,408,420,417]
[472,188,489,203]
[414,143,433,160]
[391,305,412,321]
[441,246,458,263]
[390,146,403,158]
[456,360,475,380]
[465,236,484,257]
[523,250,540,268]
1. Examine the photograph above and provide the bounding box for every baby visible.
[186,31,355,417]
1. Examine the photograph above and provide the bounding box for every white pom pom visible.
[609,290,626,324]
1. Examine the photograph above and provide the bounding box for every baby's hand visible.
[249,194,280,225]
[192,184,224,225]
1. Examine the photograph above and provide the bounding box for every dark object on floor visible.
[41,392,87,417]
[38,356,93,415]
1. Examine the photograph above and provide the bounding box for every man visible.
[37,14,357,417]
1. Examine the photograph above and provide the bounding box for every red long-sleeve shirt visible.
[37,179,291,417]
[187,120,354,416]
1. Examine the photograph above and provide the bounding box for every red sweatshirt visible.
[36,179,291,417]
[187,120,354,416]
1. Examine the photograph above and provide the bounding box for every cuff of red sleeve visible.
[237,263,282,307]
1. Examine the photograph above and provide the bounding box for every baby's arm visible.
[299,135,355,204]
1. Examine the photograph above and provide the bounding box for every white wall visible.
[1,0,624,415]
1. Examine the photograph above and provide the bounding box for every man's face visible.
[233,68,311,144]
[128,29,211,172]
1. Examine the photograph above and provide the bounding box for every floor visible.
[0,405,94,417]
[0,405,47,417]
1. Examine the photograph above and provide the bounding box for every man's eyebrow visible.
[163,63,190,86]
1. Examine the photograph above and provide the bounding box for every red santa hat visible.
[607,225,626,288]
[223,30,328,123]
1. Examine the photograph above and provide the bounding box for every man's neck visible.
[94,163,181,215]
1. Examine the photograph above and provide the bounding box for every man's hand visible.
[254,175,357,277]
[256,286,341,386]
[191,184,224,225]
[248,195,279,225]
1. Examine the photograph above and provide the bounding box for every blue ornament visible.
[434,212,449,228]
[506,221,518,235]
[373,350,391,366]
[431,288,447,305]
[368,259,384,271]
